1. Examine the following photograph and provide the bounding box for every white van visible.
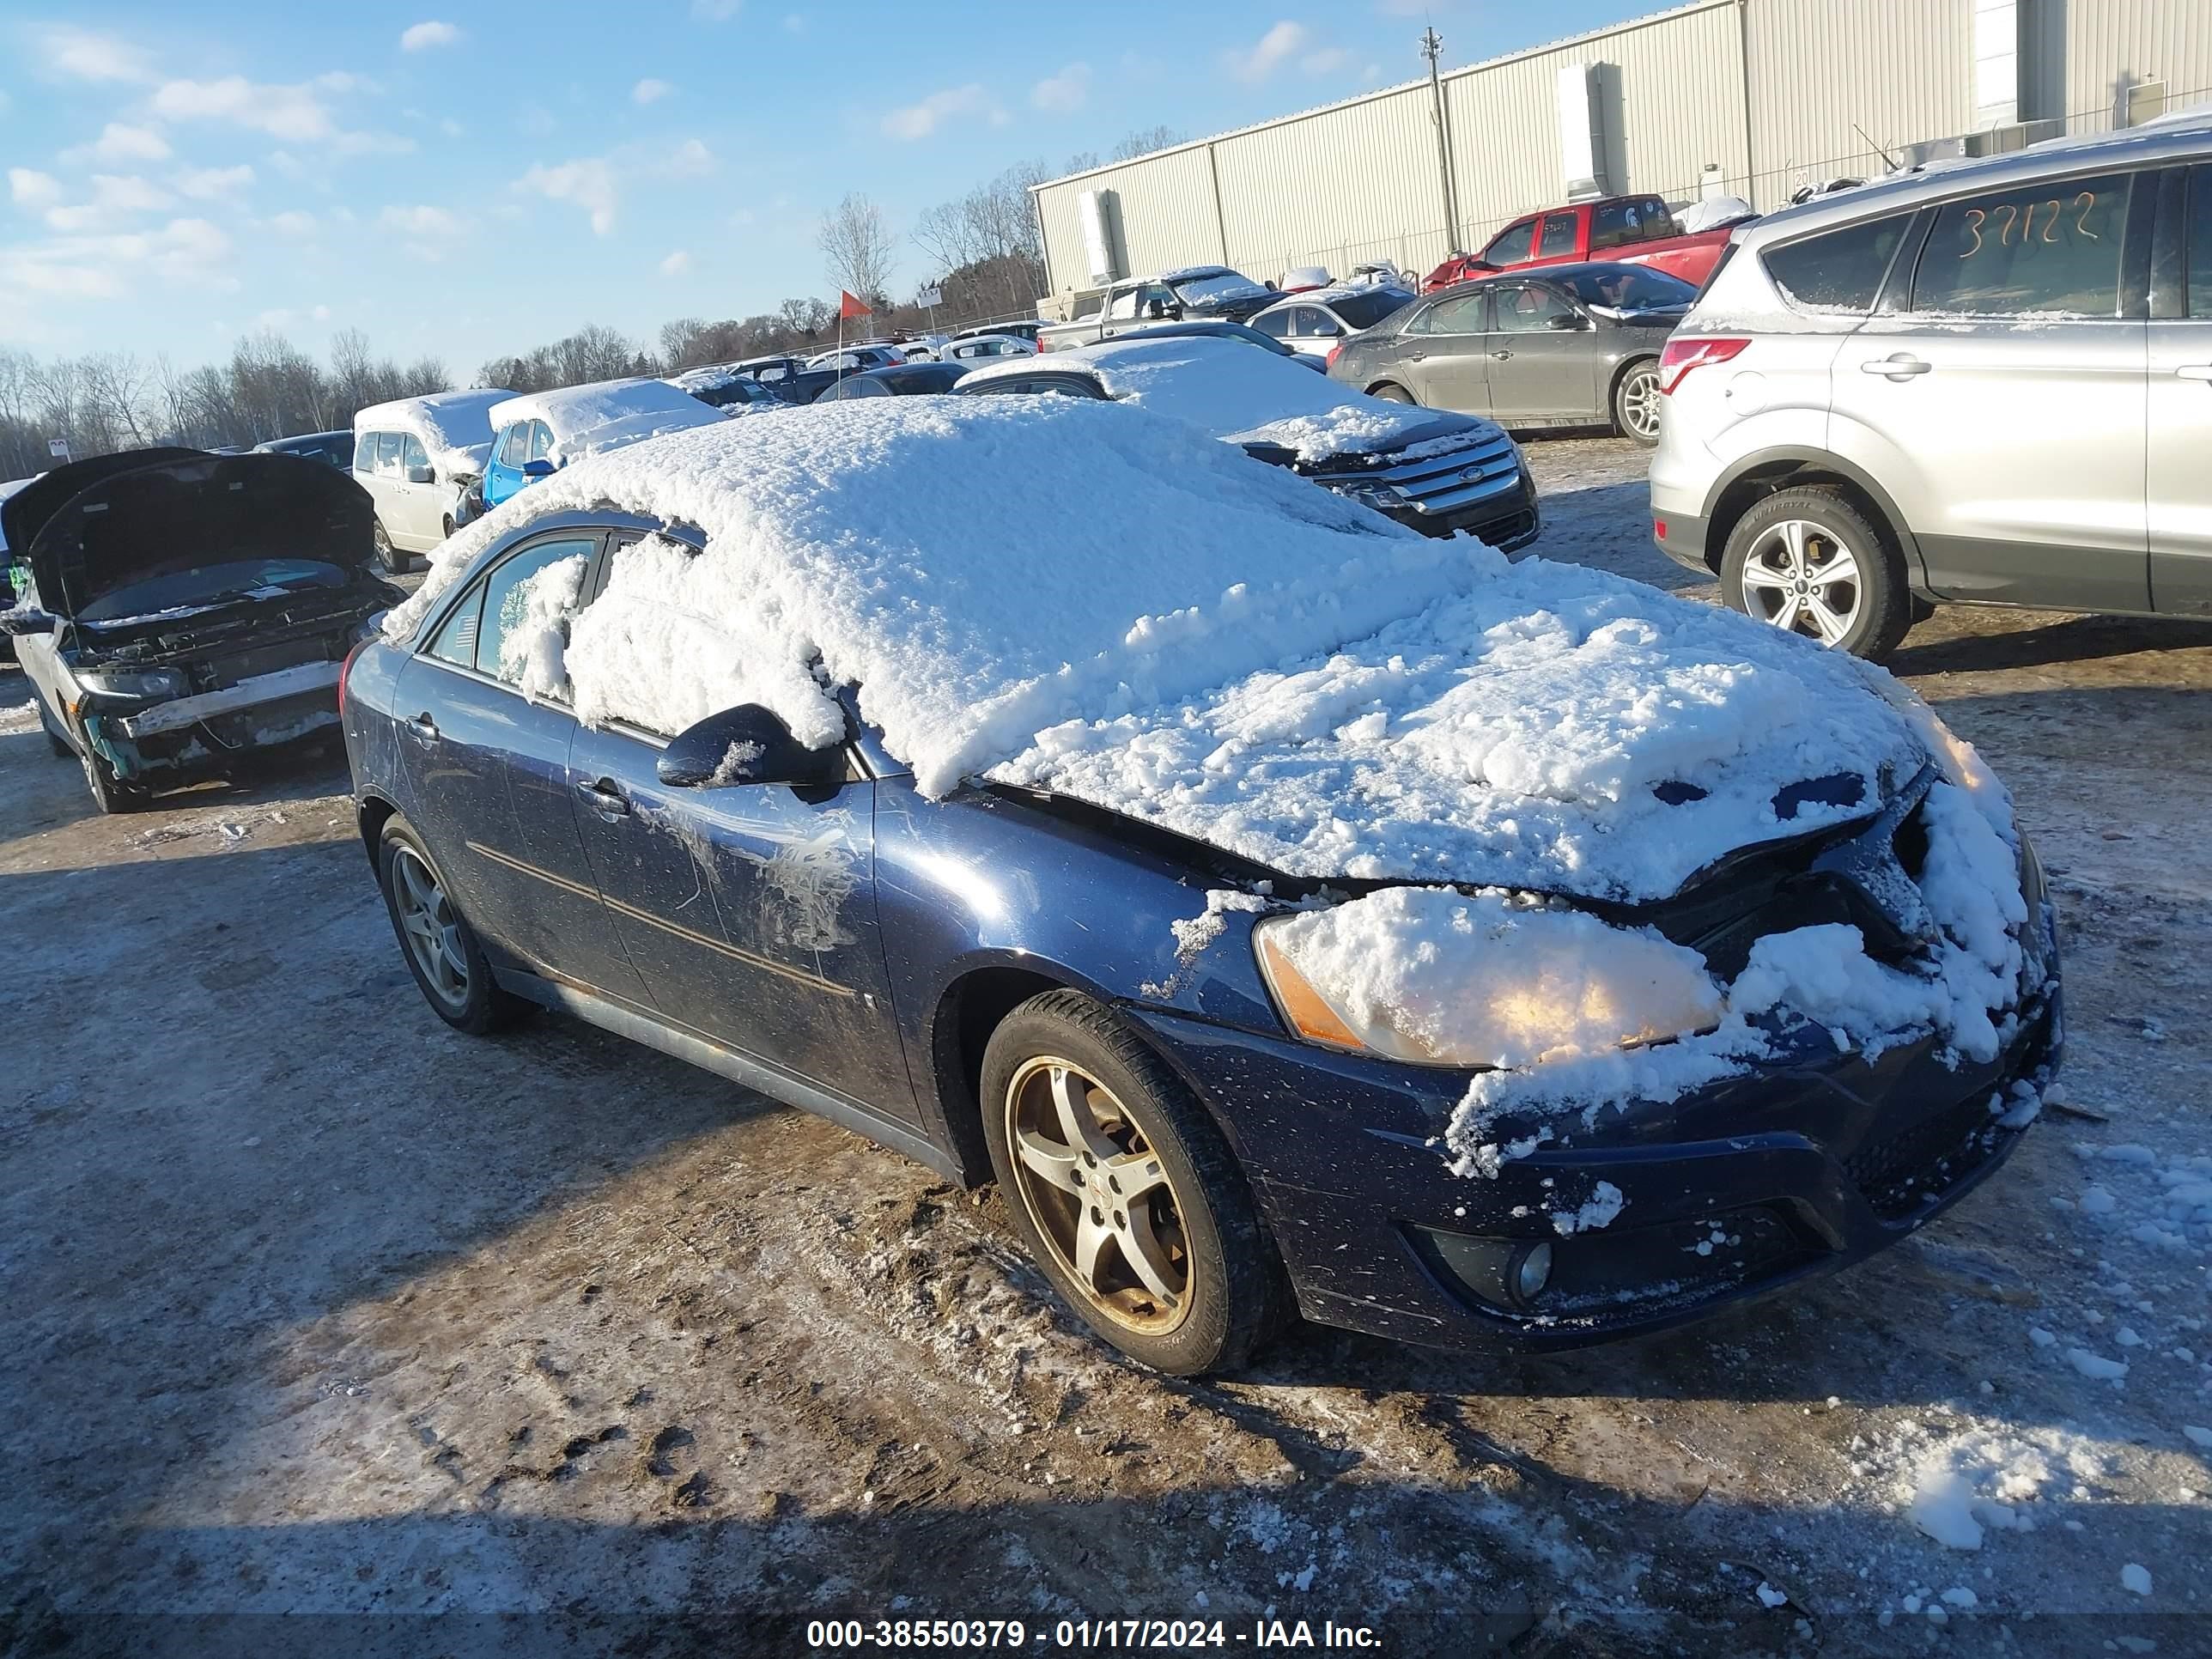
[351,389,513,572]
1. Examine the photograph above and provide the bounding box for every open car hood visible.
[4,448,376,619]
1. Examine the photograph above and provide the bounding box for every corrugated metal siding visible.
[1034,146,1221,299]
[1443,0,1748,246]
[1743,0,1974,209]
[2056,0,2212,131]
[1211,83,1448,286]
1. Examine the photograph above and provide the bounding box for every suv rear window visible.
[1762,214,1911,311]
[1909,173,2130,316]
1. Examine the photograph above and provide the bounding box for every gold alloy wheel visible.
[1002,1055,1193,1335]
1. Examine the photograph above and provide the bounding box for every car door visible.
[390,434,436,550]
[2148,162,2212,614]
[1482,280,1599,423]
[1394,290,1491,410]
[387,531,652,1003]
[1531,210,1581,267]
[1478,216,1540,270]
[1828,167,2148,613]
[362,431,404,542]
[483,422,527,508]
[562,538,920,1123]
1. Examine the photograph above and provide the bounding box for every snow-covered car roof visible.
[353,388,514,475]
[957,335,1478,461]
[945,333,1038,357]
[489,377,731,464]
[382,396,1942,906]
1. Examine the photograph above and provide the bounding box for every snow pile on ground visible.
[1900,1423,2105,1549]
[353,388,513,476]
[2060,1139,2212,1259]
[384,396,1458,792]
[960,335,1474,461]
[489,378,731,465]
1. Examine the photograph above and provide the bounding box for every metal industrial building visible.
[1030,0,2212,301]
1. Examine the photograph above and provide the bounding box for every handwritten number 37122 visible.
[1960,192,2100,258]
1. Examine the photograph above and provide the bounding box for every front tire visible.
[376,816,528,1035]
[1721,486,1911,660]
[1369,382,1415,404]
[372,517,408,576]
[80,744,139,813]
[1611,358,1662,446]
[980,989,1284,1376]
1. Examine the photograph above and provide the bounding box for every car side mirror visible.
[521,458,556,479]
[0,607,58,637]
[1547,313,1590,331]
[658,703,844,789]
[1315,321,1343,337]
[405,464,435,484]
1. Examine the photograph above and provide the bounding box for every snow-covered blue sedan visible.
[341,395,2059,1375]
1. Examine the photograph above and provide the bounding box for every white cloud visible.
[175,164,255,201]
[665,137,714,176]
[692,0,743,17]
[149,216,231,279]
[45,173,173,232]
[1226,21,1308,82]
[517,157,618,234]
[399,21,461,51]
[269,210,317,236]
[72,123,173,164]
[313,303,331,320]
[9,168,64,209]
[659,249,692,276]
[633,78,673,105]
[38,27,154,85]
[882,83,995,141]
[153,76,337,143]
[380,204,462,238]
[1031,63,1091,113]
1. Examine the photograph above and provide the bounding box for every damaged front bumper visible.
[79,661,348,785]
[1124,968,2062,1355]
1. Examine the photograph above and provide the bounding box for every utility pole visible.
[1422,28,1462,254]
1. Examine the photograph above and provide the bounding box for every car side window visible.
[1252,308,1291,338]
[495,424,528,467]
[1106,287,1139,320]
[1492,284,1576,332]
[373,432,403,475]
[1483,219,1538,265]
[1590,200,1656,250]
[426,580,485,667]
[1909,172,2131,317]
[527,422,555,464]
[2187,165,2212,319]
[354,431,378,471]
[401,435,430,475]
[1762,212,1914,312]
[1537,212,1578,257]
[1425,292,1489,334]
[472,536,599,688]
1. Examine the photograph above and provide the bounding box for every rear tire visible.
[980,989,1285,1376]
[376,816,529,1035]
[1611,358,1662,446]
[1720,485,1911,660]
[1369,383,1415,404]
[372,517,408,576]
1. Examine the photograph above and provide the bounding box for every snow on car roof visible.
[382,394,1939,904]
[959,335,1457,461]
[354,388,514,474]
[489,377,730,463]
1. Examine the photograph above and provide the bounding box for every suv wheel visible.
[1721,487,1911,660]
[1612,359,1662,445]
[980,990,1285,1376]
[372,518,408,575]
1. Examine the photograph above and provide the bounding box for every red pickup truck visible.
[1423,193,1743,292]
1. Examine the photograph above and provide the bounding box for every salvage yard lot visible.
[3,438,2209,1656]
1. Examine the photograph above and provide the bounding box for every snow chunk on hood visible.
[383,396,1462,795]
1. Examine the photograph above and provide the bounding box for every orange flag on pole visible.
[838,289,872,320]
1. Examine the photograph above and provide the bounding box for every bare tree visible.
[81,353,153,450]
[818,193,896,310]
[1110,125,1183,162]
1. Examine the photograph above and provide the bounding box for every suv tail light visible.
[1657,337,1748,395]
[1325,342,1344,373]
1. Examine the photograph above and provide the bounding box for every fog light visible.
[1515,1241,1553,1301]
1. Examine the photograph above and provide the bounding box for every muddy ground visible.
[3,438,2208,1658]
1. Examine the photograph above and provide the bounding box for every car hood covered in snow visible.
[489,378,732,465]
[5,447,377,618]
[384,397,1950,907]
[960,336,1498,465]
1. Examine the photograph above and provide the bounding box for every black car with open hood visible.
[3,448,399,813]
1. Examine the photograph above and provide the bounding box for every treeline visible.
[0,331,447,481]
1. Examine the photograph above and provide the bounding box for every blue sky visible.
[2,2,1626,378]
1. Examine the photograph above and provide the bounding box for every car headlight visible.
[75,665,187,701]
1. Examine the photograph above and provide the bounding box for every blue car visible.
[341,398,2057,1376]
[481,378,732,511]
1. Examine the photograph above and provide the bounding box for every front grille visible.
[1307,431,1524,518]
[1846,1091,2014,1221]
[198,635,339,691]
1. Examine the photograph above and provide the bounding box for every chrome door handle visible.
[403,713,437,743]
[1491,349,1514,361]
[1861,354,1932,379]
[2177,364,2212,382]
[1405,349,1427,362]
[575,778,630,817]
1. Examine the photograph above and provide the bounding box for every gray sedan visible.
[1325,261,1692,445]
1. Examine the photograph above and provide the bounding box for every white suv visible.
[1650,116,2212,659]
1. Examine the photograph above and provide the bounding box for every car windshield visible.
[1172,270,1266,306]
[1327,288,1416,330]
[1553,267,1696,310]
[75,556,349,623]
